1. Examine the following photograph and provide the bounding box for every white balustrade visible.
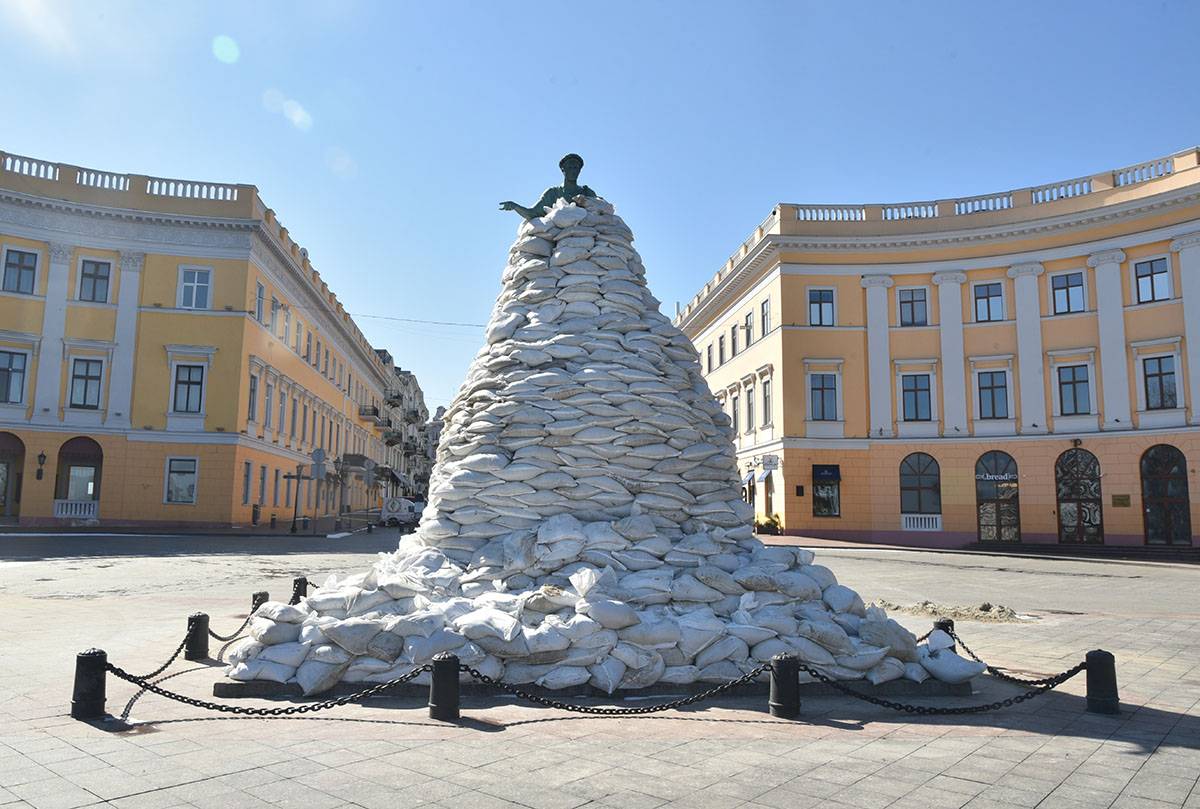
[145,177,239,201]
[882,202,937,220]
[75,168,130,191]
[2,152,60,181]
[54,499,99,520]
[901,513,942,531]
[1032,177,1093,204]
[1114,157,1173,187]
[955,192,1012,215]
[796,205,866,222]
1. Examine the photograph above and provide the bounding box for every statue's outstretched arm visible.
[497,200,542,220]
[499,188,561,220]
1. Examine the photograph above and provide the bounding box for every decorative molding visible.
[1046,346,1097,359]
[860,274,894,289]
[47,241,73,263]
[1170,232,1200,252]
[932,271,967,285]
[165,343,218,358]
[1006,262,1044,279]
[119,250,145,272]
[1087,249,1126,268]
[802,357,845,367]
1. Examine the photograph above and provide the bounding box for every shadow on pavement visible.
[0,533,401,561]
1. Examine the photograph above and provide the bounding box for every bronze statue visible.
[499,153,597,220]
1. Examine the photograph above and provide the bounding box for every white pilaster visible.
[1006,262,1047,434]
[1088,249,1131,430]
[1170,234,1200,424]
[104,251,143,429]
[861,274,894,437]
[933,271,967,435]
[31,241,72,425]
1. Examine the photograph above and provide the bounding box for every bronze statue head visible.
[559,153,584,183]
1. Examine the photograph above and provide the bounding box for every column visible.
[933,271,968,435]
[31,241,72,425]
[1171,234,1200,424]
[1006,262,1047,434]
[861,274,894,437]
[1088,249,1131,430]
[105,251,144,429]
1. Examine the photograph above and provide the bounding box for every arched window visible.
[1141,444,1191,546]
[900,453,941,515]
[1055,448,1102,544]
[975,451,1020,542]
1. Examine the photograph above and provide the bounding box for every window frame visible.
[729,325,738,357]
[68,357,105,410]
[0,348,30,405]
[247,373,259,423]
[1056,363,1092,417]
[163,457,199,505]
[971,280,1005,323]
[743,311,754,345]
[1048,269,1088,316]
[899,452,942,515]
[75,256,113,304]
[1131,255,1173,305]
[900,373,933,422]
[807,287,836,327]
[242,460,252,505]
[176,265,212,310]
[170,362,207,415]
[808,372,839,422]
[706,344,713,373]
[730,393,740,434]
[744,384,755,433]
[718,335,726,365]
[1,245,40,296]
[1137,350,1182,413]
[254,281,265,323]
[760,298,771,336]
[812,465,841,518]
[896,286,930,327]
[761,377,772,427]
[976,369,1010,420]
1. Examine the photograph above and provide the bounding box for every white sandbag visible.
[618,651,665,689]
[537,666,592,689]
[693,565,744,595]
[926,629,955,652]
[771,571,823,601]
[748,607,798,637]
[298,623,327,646]
[295,659,350,695]
[858,619,919,662]
[257,641,309,668]
[322,618,384,655]
[610,642,657,670]
[404,628,468,664]
[455,607,522,642]
[346,589,394,617]
[502,662,556,683]
[304,590,353,613]
[588,656,627,693]
[800,564,837,589]
[385,610,444,638]
[903,661,929,683]
[726,623,776,645]
[670,574,724,602]
[248,617,302,646]
[307,643,352,665]
[227,659,294,684]
[796,619,854,654]
[865,656,906,685]
[694,636,749,669]
[732,566,779,591]
[918,647,986,684]
[576,596,640,629]
[366,631,406,662]
[823,584,866,616]
[524,623,571,655]
[831,612,862,635]
[784,636,836,666]
[835,645,890,671]
[659,665,700,684]
[254,601,308,623]
[227,638,263,664]
[343,657,393,683]
[698,660,742,682]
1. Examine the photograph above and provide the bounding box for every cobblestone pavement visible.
[1,533,1198,809]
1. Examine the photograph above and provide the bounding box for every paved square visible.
[2,535,1198,809]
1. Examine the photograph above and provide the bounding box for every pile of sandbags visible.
[226,196,978,694]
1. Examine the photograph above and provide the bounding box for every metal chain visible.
[946,629,1069,687]
[458,662,771,715]
[793,658,1086,715]
[133,634,189,681]
[105,663,432,716]
[120,665,207,720]
[209,614,256,643]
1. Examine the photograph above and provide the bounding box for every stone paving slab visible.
[2,536,1198,809]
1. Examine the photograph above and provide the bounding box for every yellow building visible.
[0,150,425,529]
[676,148,1200,549]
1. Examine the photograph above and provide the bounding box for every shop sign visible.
[761,454,779,470]
[1111,494,1131,508]
[975,472,1017,481]
[812,464,840,481]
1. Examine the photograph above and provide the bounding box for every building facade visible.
[676,148,1200,548]
[382,366,431,500]
[0,150,421,528]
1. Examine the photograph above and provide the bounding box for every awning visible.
[755,469,771,482]
[740,471,754,485]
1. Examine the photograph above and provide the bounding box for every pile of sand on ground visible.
[872,600,1029,623]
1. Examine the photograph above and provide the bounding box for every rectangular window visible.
[279,392,287,435]
[706,344,713,373]
[270,297,280,332]
[2,249,37,294]
[898,288,928,326]
[730,395,739,434]
[718,336,726,365]
[301,403,309,442]
[1052,272,1085,314]
[973,282,1003,322]
[745,386,755,432]
[812,466,841,517]
[0,350,27,404]
[254,282,265,322]
[762,378,771,425]
[242,461,252,505]
[305,332,312,362]
[315,340,322,368]
[179,268,210,309]
[285,474,292,508]
[730,326,738,357]
[810,373,837,421]
[79,260,111,303]
[761,298,771,335]
[902,374,932,421]
[173,364,204,413]
[264,383,274,429]
[978,371,1009,419]
[323,349,329,375]
[808,289,835,326]
[165,458,198,504]
[744,312,754,345]
[1134,258,1170,303]
[283,309,291,343]
[290,398,298,437]
[1143,356,1178,410]
[247,374,258,422]
[273,468,281,507]
[1057,365,1090,416]
[258,465,267,505]
[69,359,103,409]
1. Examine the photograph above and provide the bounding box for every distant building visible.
[382,368,430,499]
[0,149,427,528]
[676,147,1200,549]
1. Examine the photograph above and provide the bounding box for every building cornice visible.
[1007,262,1044,279]
[932,271,967,285]
[1170,231,1200,252]
[1087,249,1126,267]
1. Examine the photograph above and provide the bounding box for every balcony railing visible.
[383,430,403,447]
[358,404,379,419]
[54,499,99,520]
[901,514,942,531]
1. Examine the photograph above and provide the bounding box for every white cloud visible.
[0,0,77,56]
[262,88,313,131]
[326,147,357,179]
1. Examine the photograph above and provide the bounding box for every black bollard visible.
[428,652,461,722]
[768,653,800,718]
[289,577,308,605]
[251,591,269,613]
[71,648,108,720]
[933,618,956,652]
[184,612,210,661]
[1085,650,1119,714]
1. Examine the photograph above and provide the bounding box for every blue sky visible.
[4,0,1199,409]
